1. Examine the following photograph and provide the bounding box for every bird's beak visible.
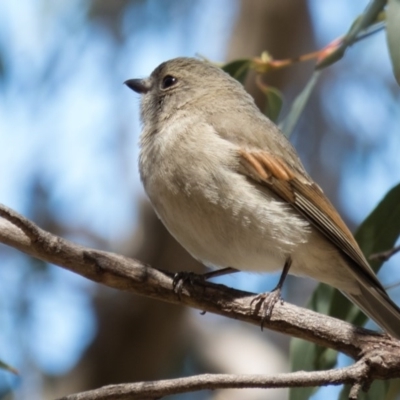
[124,78,150,94]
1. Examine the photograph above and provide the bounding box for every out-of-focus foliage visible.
[280,72,320,137]
[222,59,251,84]
[316,0,386,69]
[221,0,392,136]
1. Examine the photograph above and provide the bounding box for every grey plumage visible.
[126,57,400,339]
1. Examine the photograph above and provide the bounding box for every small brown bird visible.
[125,57,400,339]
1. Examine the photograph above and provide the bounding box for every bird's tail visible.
[345,283,400,340]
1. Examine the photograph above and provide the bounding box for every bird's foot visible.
[251,256,292,329]
[251,287,283,330]
[172,267,238,299]
[172,271,204,299]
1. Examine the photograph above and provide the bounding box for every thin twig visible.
[58,359,370,400]
[349,382,363,400]
[370,245,400,262]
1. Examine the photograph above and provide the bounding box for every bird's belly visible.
[148,175,309,273]
[146,179,360,295]
[164,204,286,272]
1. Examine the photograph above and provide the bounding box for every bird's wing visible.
[237,148,384,290]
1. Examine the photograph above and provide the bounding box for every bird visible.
[124,57,400,339]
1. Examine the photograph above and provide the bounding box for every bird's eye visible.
[161,75,177,89]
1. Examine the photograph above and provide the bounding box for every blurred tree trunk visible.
[228,0,315,109]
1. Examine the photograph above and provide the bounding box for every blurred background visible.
[0,1,399,399]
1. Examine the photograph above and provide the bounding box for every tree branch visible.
[58,359,370,400]
[1,203,400,399]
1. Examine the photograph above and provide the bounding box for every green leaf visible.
[387,379,400,400]
[290,182,400,400]
[321,182,400,325]
[345,0,387,42]
[280,71,321,138]
[348,181,400,327]
[221,59,251,84]
[317,0,386,69]
[356,183,400,264]
[387,0,400,85]
[262,86,283,123]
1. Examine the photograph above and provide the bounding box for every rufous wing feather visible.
[238,148,382,288]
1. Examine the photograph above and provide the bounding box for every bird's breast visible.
[138,118,310,271]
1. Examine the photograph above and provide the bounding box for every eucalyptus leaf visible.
[315,181,400,326]
[262,86,283,123]
[280,71,320,138]
[345,0,387,42]
[349,181,400,326]
[317,0,386,69]
[221,59,251,84]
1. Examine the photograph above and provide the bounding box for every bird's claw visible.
[251,288,283,330]
[172,271,205,299]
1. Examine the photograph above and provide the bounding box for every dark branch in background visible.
[370,245,400,262]
[1,203,400,400]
